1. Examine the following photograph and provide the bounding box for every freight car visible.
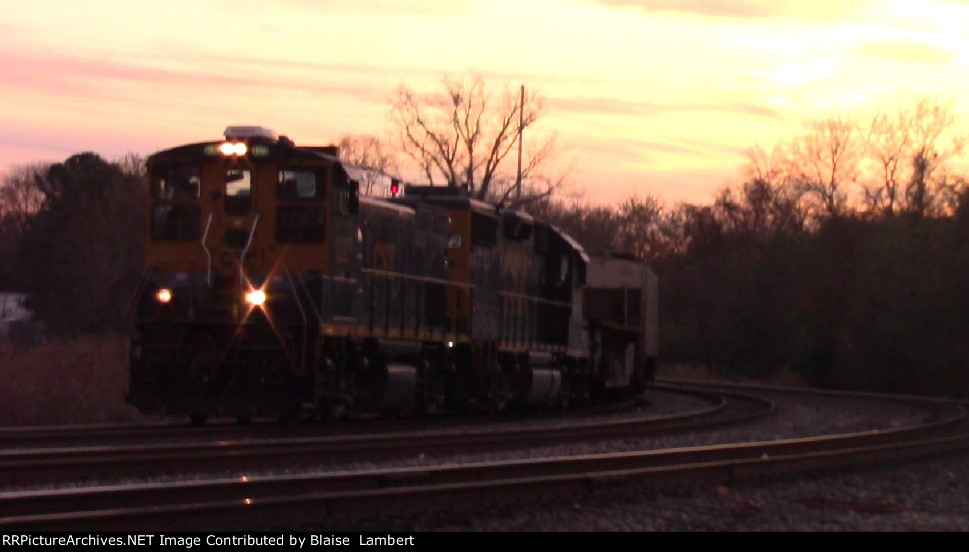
[127,127,657,423]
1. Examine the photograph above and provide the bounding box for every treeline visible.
[0,153,147,334]
[531,98,969,396]
[2,98,967,395]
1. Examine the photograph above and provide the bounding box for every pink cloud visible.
[585,0,870,20]
[0,48,387,108]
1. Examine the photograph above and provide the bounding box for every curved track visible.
[0,400,638,450]
[0,387,766,488]
[5,383,954,530]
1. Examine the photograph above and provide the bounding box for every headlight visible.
[219,141,248,156]
[156,288,173,303]
[245,289,266,306]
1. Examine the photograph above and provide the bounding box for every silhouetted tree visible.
[390,75,558,202]
[19,153,147,334]
[790,115,862,219]
[337,134,398,196]
[0,163,50,289]
[864,98,965,217]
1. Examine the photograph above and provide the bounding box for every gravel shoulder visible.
[296,389,958,532]
[12,385,959,531]
[422,452,969,531]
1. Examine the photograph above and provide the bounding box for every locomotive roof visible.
[359,196,415,218]
[401,195,498,216]
[148,141,340,163]
[551,225,590,263]
[147,142,403,196]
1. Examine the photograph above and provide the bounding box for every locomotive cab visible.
[129,127,354,422]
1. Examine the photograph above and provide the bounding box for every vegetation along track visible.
[0,386,763,488]
[0,383,964,530]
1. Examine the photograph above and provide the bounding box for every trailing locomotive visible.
[127,127,658,423]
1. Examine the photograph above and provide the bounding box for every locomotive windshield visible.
[224,169,252,215]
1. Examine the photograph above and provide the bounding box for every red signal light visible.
[390,179,400,197]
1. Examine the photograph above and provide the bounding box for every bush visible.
[0,335,143,426]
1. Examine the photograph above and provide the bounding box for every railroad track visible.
[0,398,642,450]
[0,386,764,488]
[0,384,962,530]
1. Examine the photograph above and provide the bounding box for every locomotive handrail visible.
[288,266,322,323]
[361,267,474,288]
[496,290,572,308]
[122,266,152,322]
[313,274,358,284]
[283,267,309,373]
[238,214,259,285]
[200,213,213,286]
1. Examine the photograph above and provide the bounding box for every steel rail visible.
[0,390,768,487]
[0,395,660,450]
[0,392,961,531]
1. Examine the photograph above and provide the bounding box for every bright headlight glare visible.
[156,288,173,303]
[219,142,247,156]
[245,289,266,306]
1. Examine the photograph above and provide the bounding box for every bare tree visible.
[864,109,910,215]
[613,195,664,260]
[790,116,863,219]
[0,163,48,233]
[862,99,966,217]
[742,145,809,229]
[337,135,398,196]
[116,153,148,179]
[390,75,558,201]
[744,144,794,189]
[903,98,965,216]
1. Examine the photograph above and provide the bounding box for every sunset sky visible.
[2,0,969,205]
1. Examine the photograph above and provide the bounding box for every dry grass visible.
[0,335,144,427]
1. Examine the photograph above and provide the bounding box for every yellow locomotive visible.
[128,127,657,423]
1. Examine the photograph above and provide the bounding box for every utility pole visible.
[515,84,524,205]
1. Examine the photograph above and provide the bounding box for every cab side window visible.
[277,168,325,243]
[150,165,201,241]
[278,169,322,200]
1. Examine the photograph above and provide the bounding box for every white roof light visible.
[224,126,278,141]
